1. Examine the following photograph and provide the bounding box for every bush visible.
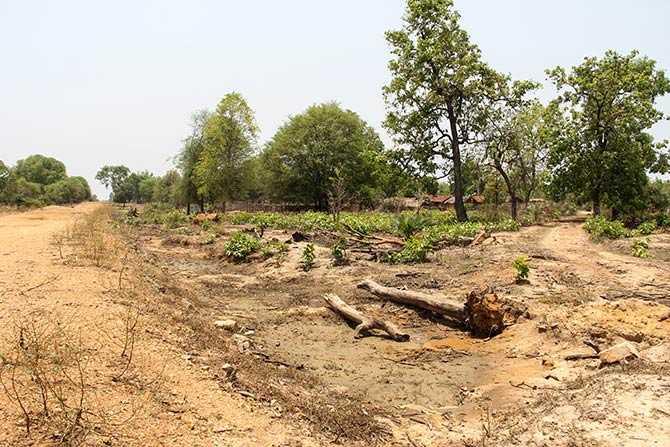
[513,256,531,282]
[223,232,260,261]
[394,213,431,239]
[632,221,657,236]
[260,240,288,259]
[631,238,650,258]
[584,216,630,240]
[654,212,670,228]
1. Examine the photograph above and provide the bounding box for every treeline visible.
[100,0,670,224]
[0,155,92,207]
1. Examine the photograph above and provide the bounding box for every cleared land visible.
[1,204,669,446]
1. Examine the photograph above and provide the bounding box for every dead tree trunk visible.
[323,294,410,342]
[357,280,509,337]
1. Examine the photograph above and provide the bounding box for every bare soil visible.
[1,205,669,446]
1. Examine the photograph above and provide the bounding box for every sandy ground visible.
[0,204,322,447]
[1,204,669,446]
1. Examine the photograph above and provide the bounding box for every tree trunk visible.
[357,280,466,322]
[323,294,409,342]
[186,203,191,215]
[592,188,601,216]
[357,280,510,337]
[510,195,518,220]
[447,102,468,222]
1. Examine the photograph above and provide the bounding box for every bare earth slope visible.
[0,204,319,447]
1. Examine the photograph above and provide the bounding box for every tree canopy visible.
[262,102,387,209]
[545,50,670,218]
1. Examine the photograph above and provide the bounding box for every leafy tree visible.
[262,102,386,209]
[0,160,9,193]
[177,110,210,213]
[383,0,508,222]
[95,165,131,202]
[195,93,259,211]
[546,50,670,218]
[14,154,66,186]
[43,177,91,204]
[138,175,159,204]
[153,170,181,205]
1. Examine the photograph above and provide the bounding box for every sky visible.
[1,0,669,198]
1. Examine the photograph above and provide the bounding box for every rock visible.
[641,343,670,363]
[291,231,308,242]
[221,363,236,380]
[232,334,251,353]
[214,319,237,331]
[599,342,640,366]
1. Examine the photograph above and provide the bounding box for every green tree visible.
[43,177,91,204]
[262,102,386,209]
[138,175,159,204]
[177,110,210,213]
[14,154,66,186]
[195,93,259,211]
[153,170,181,205]
[546,50,670,218]
[0,160,9,193]
[95,165,131,202]
[383,0,507,222]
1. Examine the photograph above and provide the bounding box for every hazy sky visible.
[1,0,669,198]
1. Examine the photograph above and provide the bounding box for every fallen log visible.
[323,293,410,342]
[357,279,509,337]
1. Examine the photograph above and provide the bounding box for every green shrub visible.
[635,221,657,236]
[584,216,630,240]
[223,232,260,261]
[654,212,670,228]
[301,243,316,271]
[394,213,431,239]
[631,238,650,258]
[260,240,288,259]
[387,235,434,264]
[330,238,348,265]
[513,256,531,282]
[162,209,190,229]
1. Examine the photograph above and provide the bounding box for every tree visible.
[14,155,66,186]
[195,93,259,211]
[0,160,9,193]
[96,165,131,202]
[43,177,91,204]
[262,102,386,209]
[483,97,547,220]
[546,50,670,218]
[153,170,181,205]
[177,110,210,213]
[383,0,507,221]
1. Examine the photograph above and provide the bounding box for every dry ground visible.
[1,204,669,446]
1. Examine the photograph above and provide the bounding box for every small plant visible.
[301,243,316,271]
[200,232,216,245]
[330,238,348,265]
[513,255,531,283]
[395,213,430,239]
[260,240,288,259]
[223,232,260,261]
[631,238,650,258]
[200,219,213,232]
[634,221,657,236]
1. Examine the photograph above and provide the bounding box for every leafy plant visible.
[631,238,650,258]
[260,240,288,259]
[633,221,656,236]
[301,243,316,271]
[513,256,531,282]
[395,213,430,239]
[584,216,629,240]
[223,232,260,261]
[330,238,348,265]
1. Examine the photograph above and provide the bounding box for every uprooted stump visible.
[464,287,506,337]
[357,279,519,337]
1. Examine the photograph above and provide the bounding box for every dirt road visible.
[0,204,319,447]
